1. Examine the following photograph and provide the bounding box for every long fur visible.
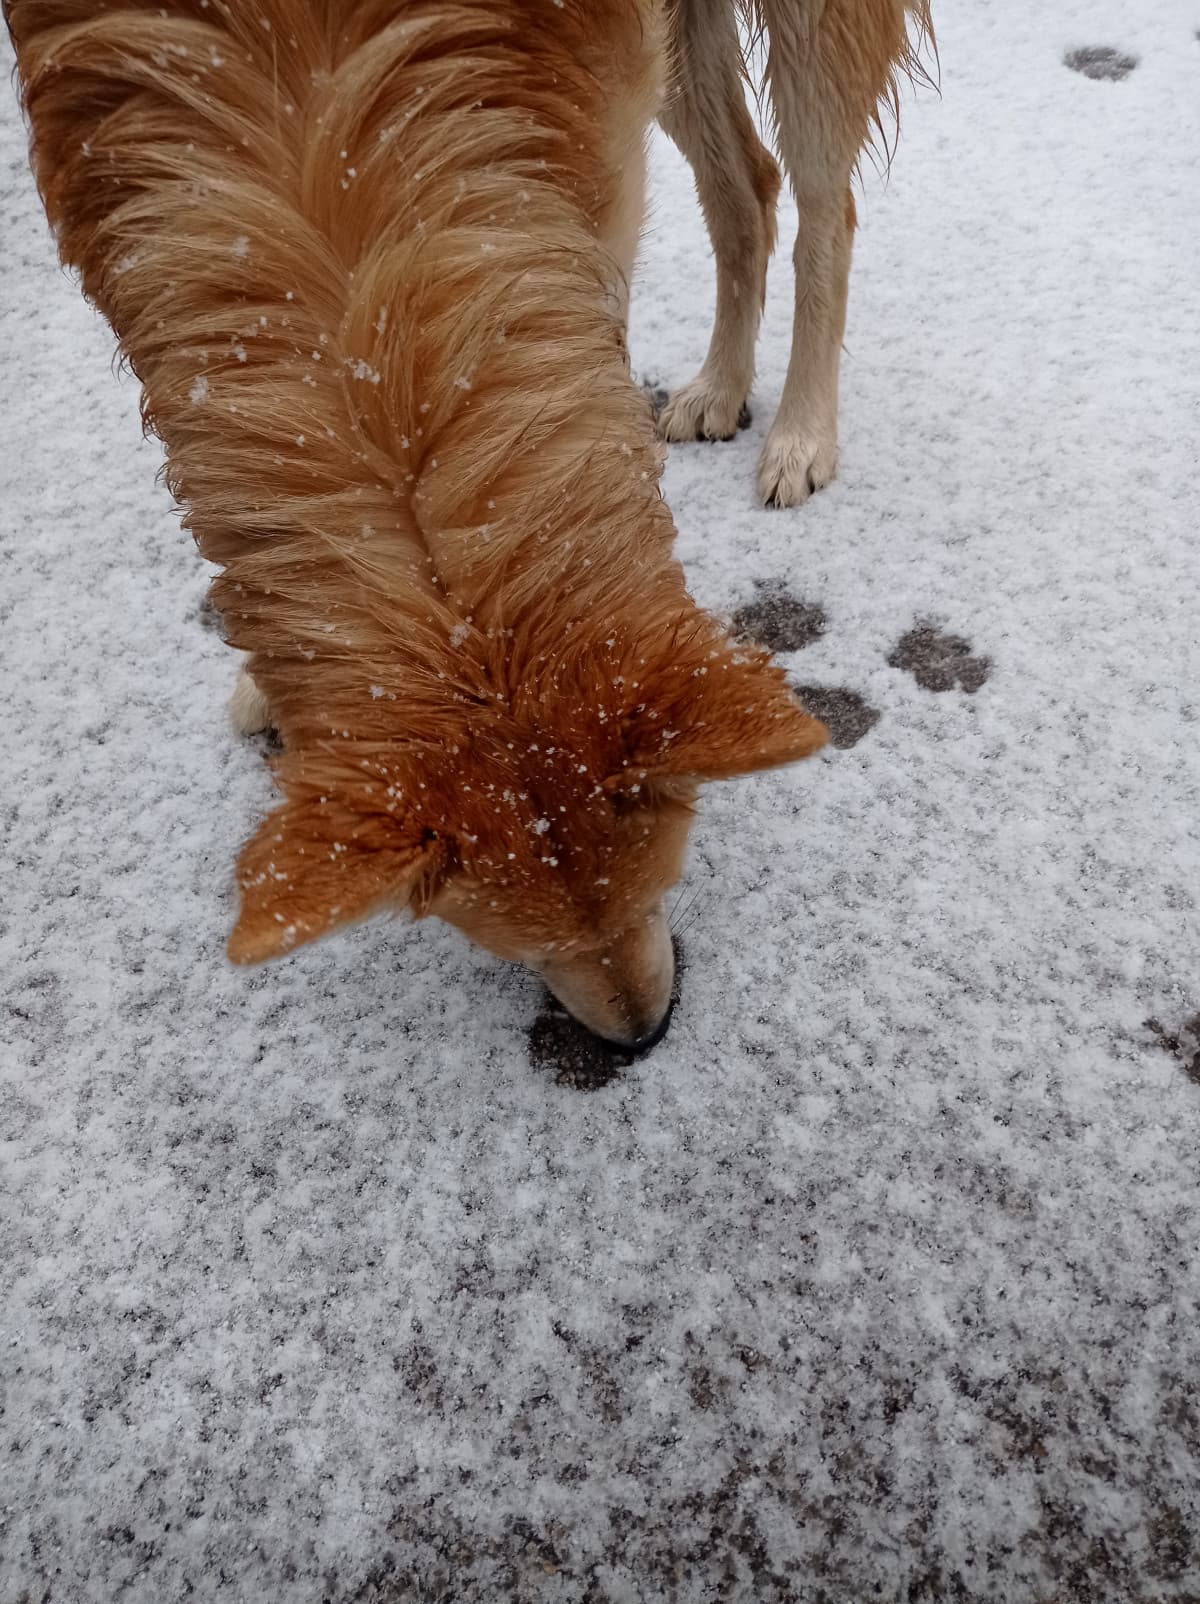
[659,0,935,505]
[6,0,827,990]
[8,1,671,736]
[737,0,936,152]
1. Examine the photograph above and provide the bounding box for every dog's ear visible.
[613,637,827,789]
[227,796,444,963]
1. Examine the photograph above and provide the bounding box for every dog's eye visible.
[610,786,649,819]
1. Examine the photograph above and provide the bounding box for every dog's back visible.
[8,1,665,676]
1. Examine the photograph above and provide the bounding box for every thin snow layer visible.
[1,2,1198,1600]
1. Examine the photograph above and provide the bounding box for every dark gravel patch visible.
[527,1009,636,1090]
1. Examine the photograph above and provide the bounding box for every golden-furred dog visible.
[660,0,933,504]
[4,0,921,1049]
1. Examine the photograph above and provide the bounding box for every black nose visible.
[589,996,675,1056]
[629,999,675,1053]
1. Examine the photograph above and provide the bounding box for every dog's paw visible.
[657,375,751,444]
[757,425,838,508]
[229,667,272,736]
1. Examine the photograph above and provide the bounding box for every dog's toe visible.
[757,427,838,508]
[657,375,751,445]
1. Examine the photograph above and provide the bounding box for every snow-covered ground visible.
[3,2,1199,1599]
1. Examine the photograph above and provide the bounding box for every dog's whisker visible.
[668,883,693,924]
[669,886,706,935]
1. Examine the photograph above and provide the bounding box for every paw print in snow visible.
[733,587,992,742]
[731,581,880,749]
[888,624,990,694]
[1064,46,1138,81]
[732,580,826,653]
[1146,1016,1200,1087]
[792,685,881,750]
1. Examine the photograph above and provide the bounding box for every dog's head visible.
[227,621,826,1046]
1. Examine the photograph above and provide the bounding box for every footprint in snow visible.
[888,623,990,694]
[641,378,670,419]
[197,594,226,635]
[1146,1016,1200,1087]
[731,580,827,653]
[1064,46,1138,81]
[791,685,881,750]
[731,581,880,748]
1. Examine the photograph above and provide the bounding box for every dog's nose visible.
[628,998,675,1053]
[590,996,674,1055]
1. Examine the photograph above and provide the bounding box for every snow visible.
[2,2,1199,1599]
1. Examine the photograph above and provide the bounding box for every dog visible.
[4,0,916,1050]
[659,0,933,505]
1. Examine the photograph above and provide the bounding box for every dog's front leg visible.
[755,0,920,507]
[756,182,854,506]
[657,0,781,444]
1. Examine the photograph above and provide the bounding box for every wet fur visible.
[6,0,827,1042]
[659,0,935,504]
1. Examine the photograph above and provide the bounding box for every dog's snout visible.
[539,907,675,1051]
[580,994,674,1054]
